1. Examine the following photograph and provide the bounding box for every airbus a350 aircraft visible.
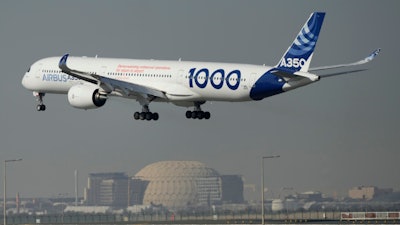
[22,12,380,121]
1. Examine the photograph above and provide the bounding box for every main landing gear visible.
[35,92,46,111]
[185,110,210,119]
[133,105,159,121]
[185,102,211,120]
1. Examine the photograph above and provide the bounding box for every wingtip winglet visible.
[371,48,381,57]
[365,48,381,62]
[59,54,69,68]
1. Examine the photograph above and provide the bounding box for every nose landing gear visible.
[34,92,46,111]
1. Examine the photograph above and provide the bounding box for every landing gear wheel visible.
[133,110,159,121]
[185,102,211,120]
[185,110,211,120]
[139,112,146,120]
[145,112,153,121]
[133,112,140,120]
[197,111,204,120]
[37,104,46,111]
[186,111,192,119]
[152,113,159,121]
[191,111,197,119]
[204,111,211,119]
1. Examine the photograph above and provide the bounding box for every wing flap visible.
[97,76,166,98]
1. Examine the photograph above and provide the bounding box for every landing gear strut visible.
[35,92,46,111]
[185,102,211,120]
[133,105,159,121]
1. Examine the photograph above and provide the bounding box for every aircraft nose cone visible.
[21,74,28,88]
[22,73,33,90]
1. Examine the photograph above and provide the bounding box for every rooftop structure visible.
[134,161,222,209]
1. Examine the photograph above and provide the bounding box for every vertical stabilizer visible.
[276,12,325,72]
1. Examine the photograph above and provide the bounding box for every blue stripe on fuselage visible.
[249,70,285,100]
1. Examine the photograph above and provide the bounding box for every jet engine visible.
[67,84,107,109]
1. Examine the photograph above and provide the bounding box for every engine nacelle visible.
[67,84,107,109]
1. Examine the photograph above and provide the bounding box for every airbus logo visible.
[42,74,79,82]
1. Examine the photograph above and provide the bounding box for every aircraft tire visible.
[133,112,139,120]
[152,113,159,120]
[204,111,211,119]
[197,111,204,119]
[185,111,192,119]
[37,104,46,111]
[139,112,146,120]
[191,111,197,119]
[145,112,153,121]
[185,110,211,120]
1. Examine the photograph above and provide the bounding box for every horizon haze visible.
[0,0,399,199]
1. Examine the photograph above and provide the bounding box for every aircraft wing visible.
[309,49,380,77]
[59,54,167,99]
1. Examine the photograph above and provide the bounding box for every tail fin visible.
[276,12,325,72]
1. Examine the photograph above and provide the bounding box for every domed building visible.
[134,161,222,209]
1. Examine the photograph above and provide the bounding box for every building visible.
[295,191,324,201]
[221,175,244,203]
[129,178,149,206]
[243,184,257,203]
[348,186,393,200]
[134,161,222,209]
[84,173,128,207]
[196,176,222,206]
[83,161,244,209]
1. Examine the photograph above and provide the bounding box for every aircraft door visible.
[34,63,43,79]
[178,69,186,85]
[101,66,108,76]
[249,72,258,89]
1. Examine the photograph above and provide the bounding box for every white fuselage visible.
[22,56,317,106]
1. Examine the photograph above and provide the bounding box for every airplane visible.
[22,12,380,121]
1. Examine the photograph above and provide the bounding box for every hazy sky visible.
[0,0,399,199]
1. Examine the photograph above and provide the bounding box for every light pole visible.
[261,155,280,225]
[4,159,22,225]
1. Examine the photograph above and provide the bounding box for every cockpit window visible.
[27,67,31,72]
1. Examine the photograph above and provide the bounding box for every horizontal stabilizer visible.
[309,48,380,78]
[310,48,381,72]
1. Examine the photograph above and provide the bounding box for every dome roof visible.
[136,161,219,179]
[134,161,221,209]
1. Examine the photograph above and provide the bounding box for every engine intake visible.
[68,84,107,109]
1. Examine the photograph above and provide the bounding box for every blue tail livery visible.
[277,12,325,72]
